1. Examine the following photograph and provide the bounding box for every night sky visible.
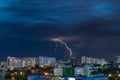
[0,0,120,60]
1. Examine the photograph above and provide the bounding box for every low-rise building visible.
[54,68,63,76]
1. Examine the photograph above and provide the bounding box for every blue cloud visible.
[0,0,119,26]
[0,0,120,59]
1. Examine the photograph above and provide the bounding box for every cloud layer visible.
[0,0,120,60]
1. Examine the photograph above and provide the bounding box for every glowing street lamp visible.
[108,74,112,77]
[118,74,120,77]
[11,73,15,80]
[44,72,48,76]
[20,72,23,75]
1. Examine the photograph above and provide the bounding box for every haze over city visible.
[0,0,120,60]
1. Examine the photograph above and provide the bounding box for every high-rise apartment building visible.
[7,56,38,68]
[81,56,106,65]
[38,56,56,67]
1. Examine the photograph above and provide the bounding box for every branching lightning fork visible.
[52,38,72,57]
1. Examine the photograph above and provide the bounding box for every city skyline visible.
[0,0,120,60]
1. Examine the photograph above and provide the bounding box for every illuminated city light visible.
[118,74,120,77]
[20,72,23,75]
[11,73,15,80]
[44,72,49,76]
[108,74,112,77]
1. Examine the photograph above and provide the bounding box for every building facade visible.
[38,56,56,67]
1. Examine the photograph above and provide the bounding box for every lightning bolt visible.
[54,41,58,52]
[52,38,72,57]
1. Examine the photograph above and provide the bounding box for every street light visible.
[108,74,112,77]
[11,73,15,80]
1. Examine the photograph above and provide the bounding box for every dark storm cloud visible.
[1,0,120,25]
[0,0,120,59]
